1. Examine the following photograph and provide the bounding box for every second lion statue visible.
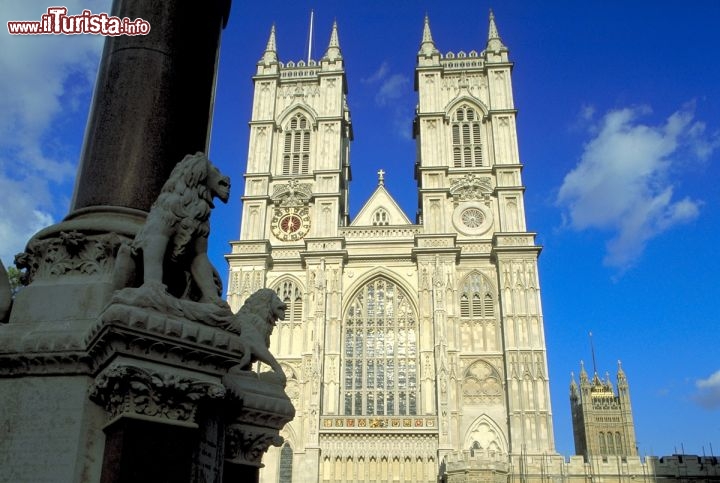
[228,288,288,384]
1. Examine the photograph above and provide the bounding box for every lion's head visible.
[237,288,287,343]
[139,152,230,260]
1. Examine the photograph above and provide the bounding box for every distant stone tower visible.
[570,361,638,459]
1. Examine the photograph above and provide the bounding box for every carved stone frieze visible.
[417,237,454,248]
[271,249,301,259]
[494,235,533,247]
[225,423,284,467]
[271,180,312,207]
[340,226,421,239]
[459,243,492,254]
[450,174,493,202]
[15,231,126,284]
[88,364,225,426]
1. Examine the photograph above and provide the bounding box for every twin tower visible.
[227,12,556,483]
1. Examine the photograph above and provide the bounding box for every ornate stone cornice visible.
[89,364,225,427]
[15,231,127,285]
[222,372,295,467]
[225,423,284,467]
[88,305,249,374]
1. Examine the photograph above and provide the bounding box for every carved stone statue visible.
[113,152,231,308]
[228,288,288,384]
[108,154,290,389]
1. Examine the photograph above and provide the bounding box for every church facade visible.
[226,13,557,482]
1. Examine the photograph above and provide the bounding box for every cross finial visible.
[377,169,385,185]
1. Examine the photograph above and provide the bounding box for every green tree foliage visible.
[7,266,22,296]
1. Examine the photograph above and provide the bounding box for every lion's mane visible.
[133,152,215,261]
[234,288,281,346]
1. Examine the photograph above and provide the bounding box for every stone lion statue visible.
[114,152,230,306]
[228,288,287,384]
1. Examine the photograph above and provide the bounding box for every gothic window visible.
[276,279,303,323]
[282,113,311,175]
[607,432,616,454]
[372,208,390,226]
[599,432,607,454]
[451,104,483,168]
[615,432,623,455]
[278,443,293,482]
[459,272,495,318]
[343,277,417,416]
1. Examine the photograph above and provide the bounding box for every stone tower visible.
[570,361,638,459]
[227,12,557,482]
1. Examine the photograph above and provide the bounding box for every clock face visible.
[271,206,311,241]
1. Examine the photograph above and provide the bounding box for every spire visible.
[570,372,579,396]
[260,24,278,64]
[323,20,342,61]
[486,9,507,53]
[418,14,439,56]
[617,360,628,387]
[579,360,589,384]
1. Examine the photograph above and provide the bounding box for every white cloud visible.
[557,104,716,270]
[0,1,110,265]
[693,370,720,410]
[375,74,411,106]
[362,61,411,107]
[362,62,389,84]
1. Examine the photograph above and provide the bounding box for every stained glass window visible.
[278,443,293,481]
[343,278,417,415]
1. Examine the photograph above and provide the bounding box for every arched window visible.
[372,208,390,226]
[607,431,616,454]
[451,104,483,168]
[343,277,417,416]
[615,432,623,455]
[599,432,607,454]
[276,279,303,323]
[459,272,495,318]
[282,113,311,175]
[278,443,293,482]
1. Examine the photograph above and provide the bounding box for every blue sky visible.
[2,1,719,458]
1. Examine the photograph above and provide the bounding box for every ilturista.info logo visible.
[7,7,151,36]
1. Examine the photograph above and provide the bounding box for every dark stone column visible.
[222,463,259,482]
[71,0,231,213]
[100,419,197,483]
[9,0,231,326]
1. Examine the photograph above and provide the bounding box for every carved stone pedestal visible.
[89,362,226,483]
[222,372,295,480]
